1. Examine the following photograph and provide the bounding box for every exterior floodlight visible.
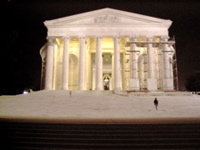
[23,91,28,94]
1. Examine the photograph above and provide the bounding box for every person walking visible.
[154,98,158,110]
[69,91,72,97]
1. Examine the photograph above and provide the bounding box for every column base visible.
[114,87,122,91]
[44,85,53,90]
[95,84,103,90]
[78,87,85,90]
[44,88,52,90]
[147,79,157,91]
[61,87,68,90]
[163,79,174,91]
[130,79,140,91]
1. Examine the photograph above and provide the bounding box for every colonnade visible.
[45,36,122,91]
[128,36,175,91]
[44,36,175,91]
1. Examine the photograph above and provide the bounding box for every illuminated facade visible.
[40,8,177,91]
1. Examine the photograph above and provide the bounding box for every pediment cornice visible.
[44,8,172,28]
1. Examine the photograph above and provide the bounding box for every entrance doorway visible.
[103,53,112,90]
[103,75,110,90]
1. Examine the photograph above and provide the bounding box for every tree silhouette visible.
[186,72,200,92]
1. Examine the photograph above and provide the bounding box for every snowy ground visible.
[0,90,200,124]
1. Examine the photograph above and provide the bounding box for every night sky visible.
[1,0,200,94]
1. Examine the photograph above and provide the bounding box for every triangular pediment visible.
[44,8,172,27]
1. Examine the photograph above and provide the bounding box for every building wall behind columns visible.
[68,38,79,90]
[52,38,63,90]
[68,54,78,90]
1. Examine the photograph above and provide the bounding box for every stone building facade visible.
[40,8,177,91]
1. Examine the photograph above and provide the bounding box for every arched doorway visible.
[103,76,110,90]
[103,74,111,90]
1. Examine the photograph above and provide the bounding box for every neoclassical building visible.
[40,8,177,91]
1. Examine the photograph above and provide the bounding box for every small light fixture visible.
[23,91,28,94]
[104,77,109,82]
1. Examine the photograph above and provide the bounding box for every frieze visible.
[94,14,120,23]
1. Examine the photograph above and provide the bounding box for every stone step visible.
[4,128,198,136]
[1,120,200,149]
[4,140,200,150]
[128,91,193,96]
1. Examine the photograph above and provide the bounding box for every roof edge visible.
[44,8,172,26]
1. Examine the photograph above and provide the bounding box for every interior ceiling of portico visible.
[55,36,161,48]
[103,54,112,64]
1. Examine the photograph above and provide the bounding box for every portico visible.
[40,8,177,91]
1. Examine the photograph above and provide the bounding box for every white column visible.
[111,53,114,90]
[78,37,86,90]
[129,37,140,90]
[92,54,95,90]
[162,36,174,90]
[61,37,69,90]
[45,37,54,90]
[162,37,170,79]
[147,37,157,91]
[113,37,121,91]
[95,37,103,90]
[52,42,58,90]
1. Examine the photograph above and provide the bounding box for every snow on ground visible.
[0,90,200,123]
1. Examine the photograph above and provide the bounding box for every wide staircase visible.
[1,119,200,149]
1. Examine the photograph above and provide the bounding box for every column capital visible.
[47,36,55,46]
[113,36,121,45]
[78,36,86,39]
[129,36,137,41]
[146,36,153,42]
[95,36,102,40]
[78,36,86,42]
[62,36,70,41]
[161,36,169,41]
[113,36,120,40]
[46,36,54,40]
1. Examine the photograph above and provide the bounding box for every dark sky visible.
[1,0,200,94]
